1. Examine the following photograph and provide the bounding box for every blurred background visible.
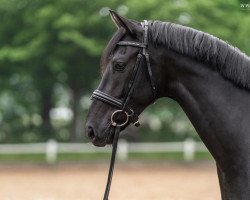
[0,0,249,199]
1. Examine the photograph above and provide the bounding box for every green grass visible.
[129,152,212,160]
[0,152,213,164]
[57,152,112,161]
[0,154,46,163]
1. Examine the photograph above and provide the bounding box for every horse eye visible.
[113,63,125,72]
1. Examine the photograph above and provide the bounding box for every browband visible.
[117,41,146,48]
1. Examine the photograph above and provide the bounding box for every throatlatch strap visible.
[103,126,120,200]
[145,53,157,99]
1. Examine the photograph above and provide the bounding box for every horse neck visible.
[159,50,250,199]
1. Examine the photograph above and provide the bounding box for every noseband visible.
[91,20,156,200]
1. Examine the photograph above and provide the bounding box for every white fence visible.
[0,138,209,164]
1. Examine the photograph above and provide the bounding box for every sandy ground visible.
[0,162,221,200]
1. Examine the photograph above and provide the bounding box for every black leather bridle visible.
[92,20,156,128]
[91,20,156,200]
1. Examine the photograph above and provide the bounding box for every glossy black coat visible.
[86,12,250,199]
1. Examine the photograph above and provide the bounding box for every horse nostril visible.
[87,126,95,140]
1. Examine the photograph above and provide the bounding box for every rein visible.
[103,126,120,200]
[91,20,156,200]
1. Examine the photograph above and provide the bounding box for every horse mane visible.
[149,20,250,89]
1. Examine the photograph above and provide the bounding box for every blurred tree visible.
[51,0,115,141]
[0,0,248,142]
[0,0,122,142]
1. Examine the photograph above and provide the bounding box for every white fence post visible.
[183,138,195,162]
[46,139,58,164]
[117,139,128,161]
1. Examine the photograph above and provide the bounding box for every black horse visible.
[86,11,250,200]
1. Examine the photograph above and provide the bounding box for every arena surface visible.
[0,163,221,200]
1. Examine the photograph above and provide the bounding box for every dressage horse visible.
[86,11,250,200]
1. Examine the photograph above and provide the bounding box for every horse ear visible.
[109,10,139,36]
